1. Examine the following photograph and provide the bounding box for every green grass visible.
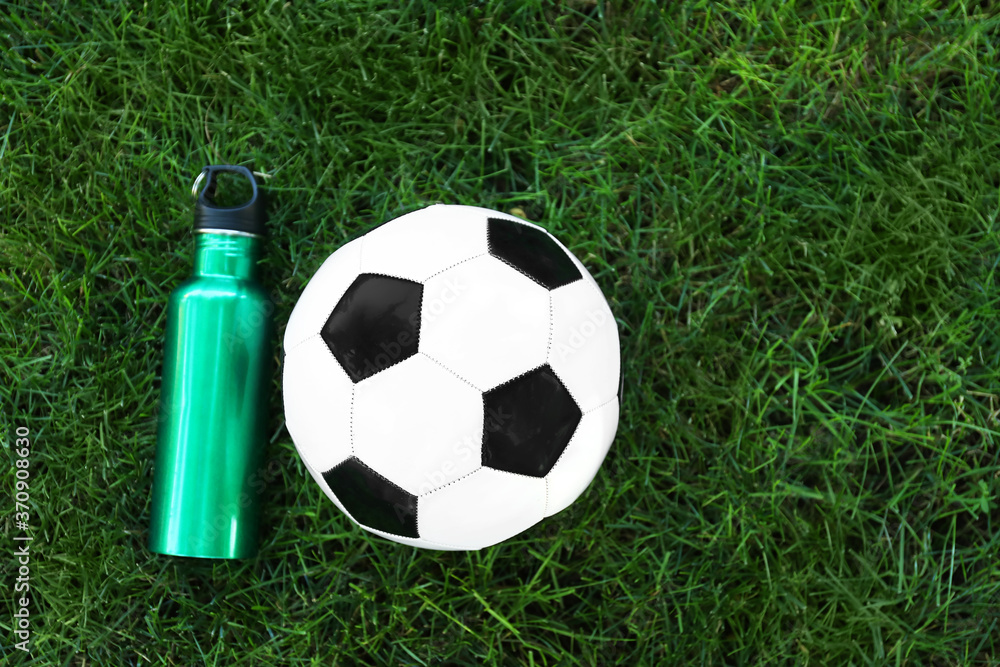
[2,0,1000,664]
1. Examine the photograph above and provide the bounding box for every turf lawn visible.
[2,1,1000,665]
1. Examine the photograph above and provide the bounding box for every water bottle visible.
[148,165,273,559]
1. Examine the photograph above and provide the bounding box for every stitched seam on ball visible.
[422,252,489,282]
[488,467,548,483]
[360,270,423,284]
[549,281,617,365]
[418,465,483,499]
[544,416,584,479]
[304,285,360,359]
[486,217,550,287]
[540,363,587,480]
[484,363,545,392]
[331,273,422,382]
[290,337,349,473]
[314,336,357,439]
[543,477,550,517]
[584,395,617,416]
[320,302,354,381]
[481,393,489,470]
[490,253,547,289]
[415,282,422,353]
[554,236,584,279]
[546,363,582,414]
[543,396,616,495]
[415,489,421,538]
[349,352,414,383]
[581,390,618,418]
[285,331,320,357]
[345,456,418,536]
[349,384,355,456]
[557,243,615,307]
[418,536,467,550]
[420,352,481,392]
[346,455,402,488]
[545,395,615,480]
[293,242,366,358]
[546,291,554,358]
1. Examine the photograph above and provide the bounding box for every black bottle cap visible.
[193,165,267,236]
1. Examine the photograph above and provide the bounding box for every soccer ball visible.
[282,204,621,550]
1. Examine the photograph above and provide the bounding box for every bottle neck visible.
[193,231,262,279]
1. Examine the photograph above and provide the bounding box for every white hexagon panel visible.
[419,254,550,392]
[282,335,353,474]
[547,279,620,413]
[353,354,483,497]
[282,204,622,550]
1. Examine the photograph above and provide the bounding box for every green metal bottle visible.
[148,165,273,559]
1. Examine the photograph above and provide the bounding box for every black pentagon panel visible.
[487,217,582,290]
[482,365,582,477]
[321,273,422,383]
[322,456,419,538]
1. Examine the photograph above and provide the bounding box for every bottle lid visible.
[192,165,267,236]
